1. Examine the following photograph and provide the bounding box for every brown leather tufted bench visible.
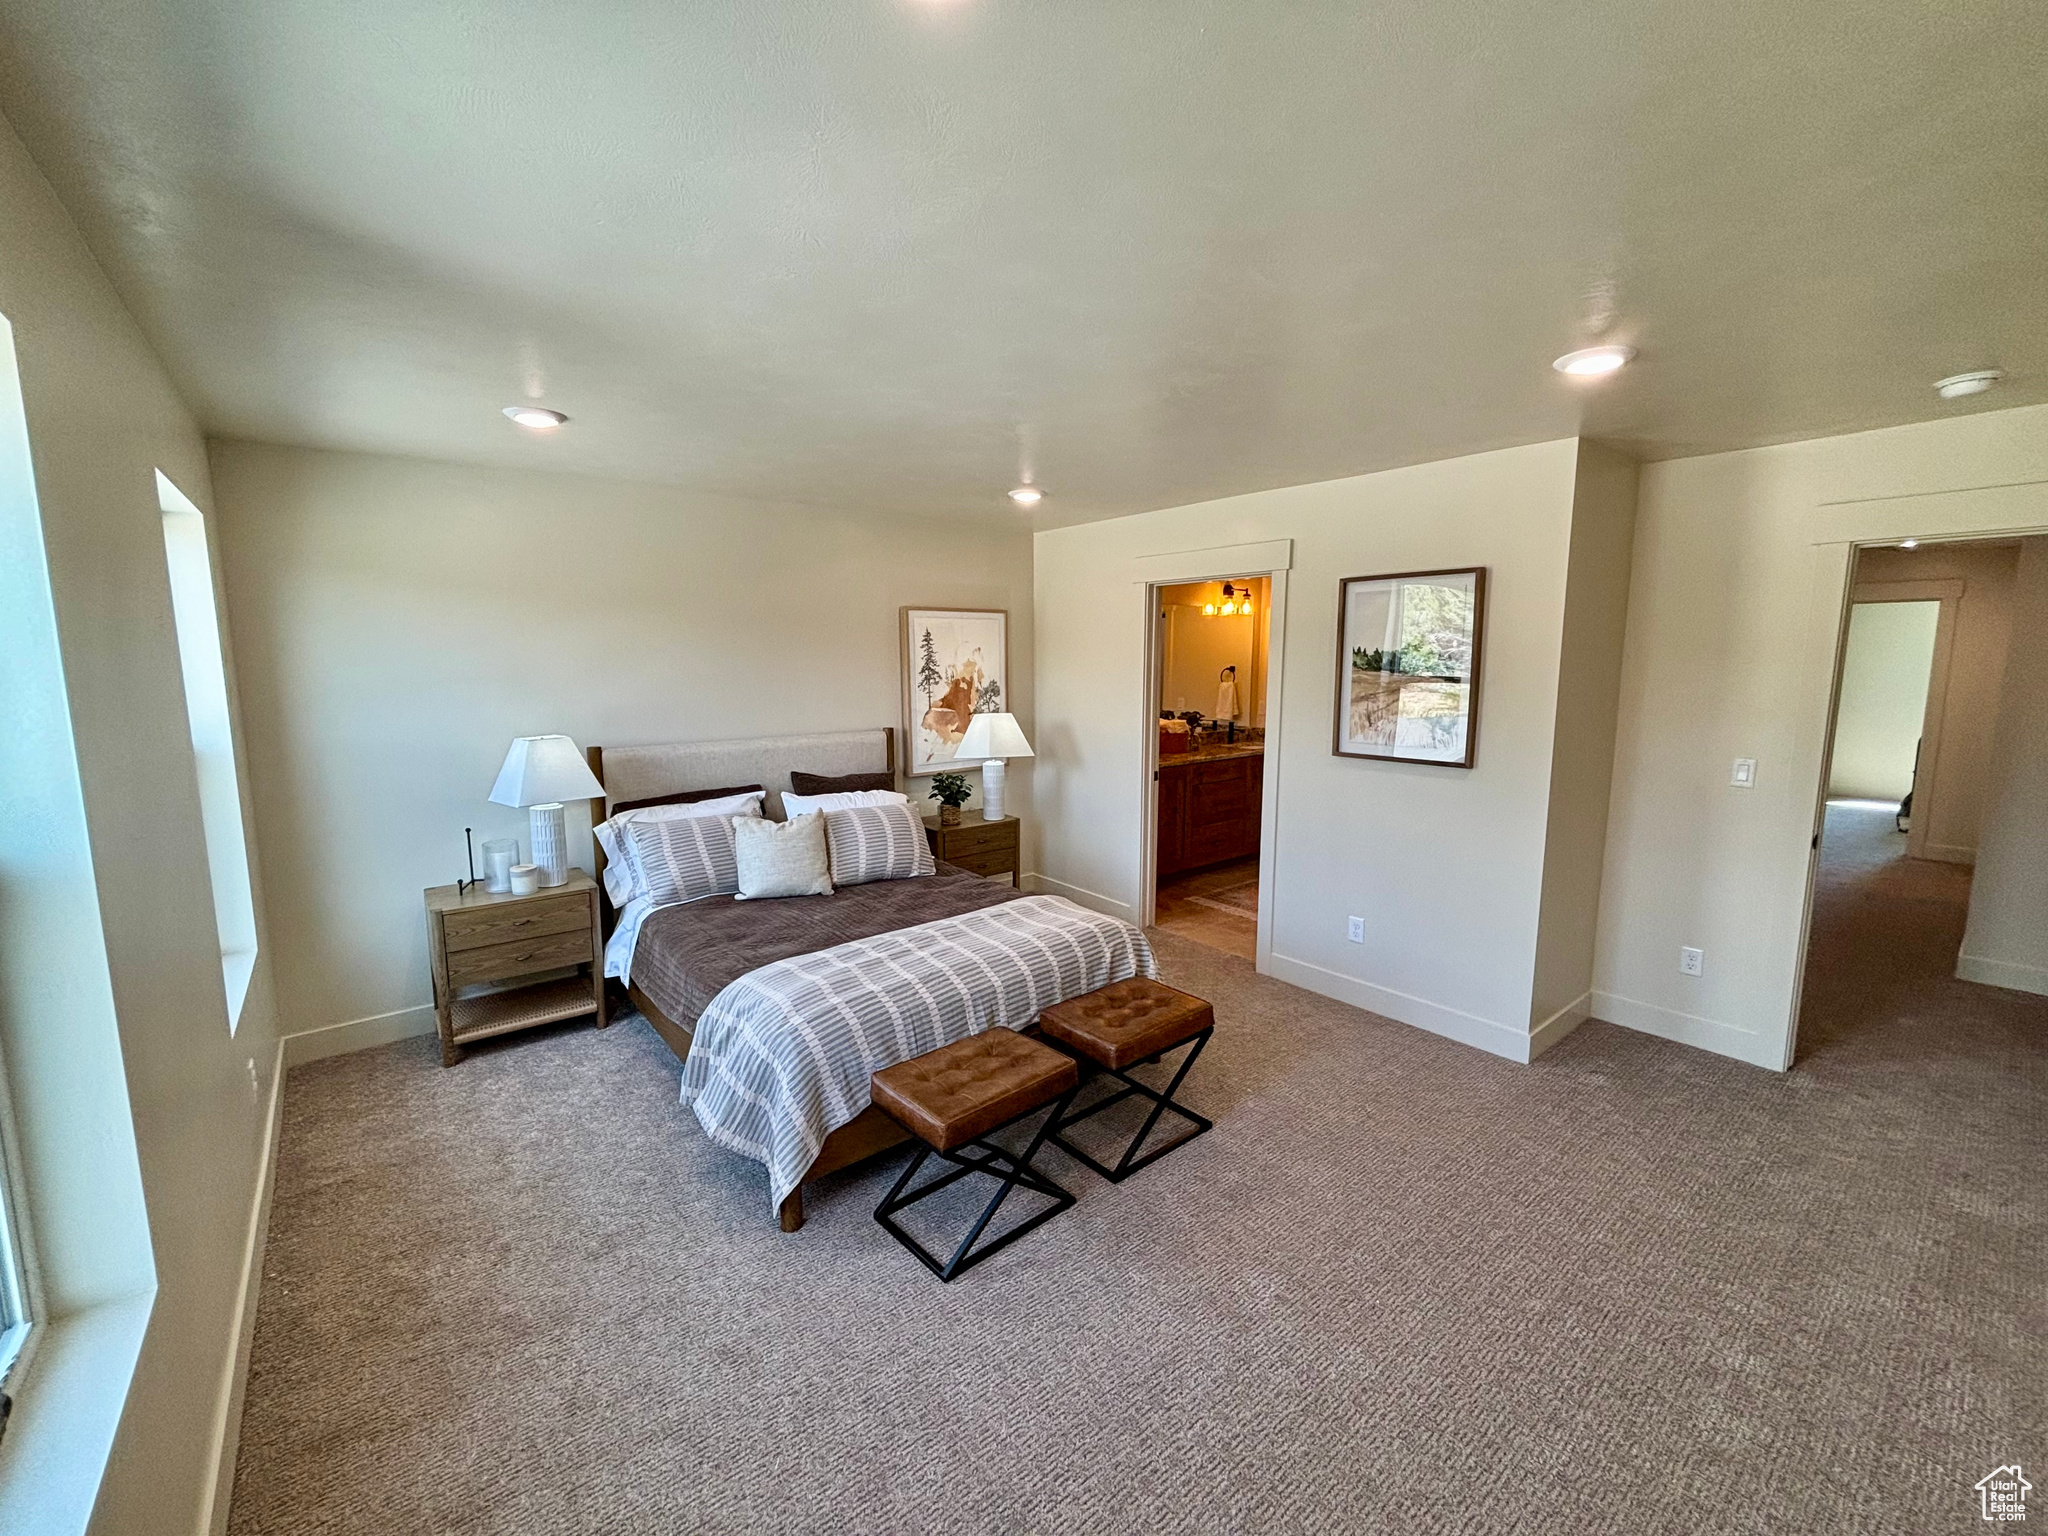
[1038,976,1215,1181]
[870,1028,1081,1282]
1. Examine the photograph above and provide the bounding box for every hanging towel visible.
[1216,673,1240,721]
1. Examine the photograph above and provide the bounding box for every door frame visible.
[1837,577,1962,861]
[1783,484,2048,1068]
[1132,540,1292,969]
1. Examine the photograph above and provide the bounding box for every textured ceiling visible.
[0,1,2041,527]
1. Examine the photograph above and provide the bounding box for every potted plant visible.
[928,771,972,827]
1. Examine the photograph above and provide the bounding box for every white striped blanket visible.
[679,895,1158,1213]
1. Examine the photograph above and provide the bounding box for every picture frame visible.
[901,607,1009,776]
[1331,567,1486,768]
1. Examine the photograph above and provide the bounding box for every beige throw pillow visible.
[732,812,833,900]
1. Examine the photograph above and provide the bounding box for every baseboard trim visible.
[1955,953,2048,997]
[1265,951,1534,1063]
[200,1041,284,1536]
[1590,990,1784,1071]
[281,1003,436,1068]
[1022,872,1135,921]
[1528,991,1592,1059]
[1925,841,1977,866]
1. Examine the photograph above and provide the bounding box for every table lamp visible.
[955,712,1033,822]
[487,734,605,888]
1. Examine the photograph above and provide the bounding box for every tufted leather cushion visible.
[872,1030,1077,1153]
[1039,977,1214,1070]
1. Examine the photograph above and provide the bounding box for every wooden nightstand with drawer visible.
[922,811,1021,887]
[424,870,605,1066]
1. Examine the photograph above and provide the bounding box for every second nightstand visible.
[424,870,604,1066]
[922,810,1021,886]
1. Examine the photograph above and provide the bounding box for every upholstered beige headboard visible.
[585,728,896,934]
[588,727,894,820]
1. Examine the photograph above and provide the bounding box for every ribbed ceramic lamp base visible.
[528,803,570,887]
[980,759,1006,821]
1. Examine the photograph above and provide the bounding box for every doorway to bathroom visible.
[1151,575,1270,958]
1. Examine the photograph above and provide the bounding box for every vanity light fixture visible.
[1007,486,1043,506]
[503,405,569,430]
[1205,582,1253,617]
[1899,538,1919,549]
[1552,344,1635,378]
[1934,370,2002,400]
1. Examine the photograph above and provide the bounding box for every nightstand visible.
[922,811,1021,886]
[424,870,605,1066]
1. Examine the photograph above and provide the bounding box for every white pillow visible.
[596,791,765,905]
[823,802,936,886]
[733,812,834,900]
[620,814,742,907]
[781,788,909,819]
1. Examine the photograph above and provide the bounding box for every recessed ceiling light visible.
[1899,538,1919,549]
[1934,370,2002,400]
[503,405,568,430]
[1007,486,1043,506]
[1552,345,1636,378]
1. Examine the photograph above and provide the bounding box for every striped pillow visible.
[622,812,742,906]
[823,801,936,886]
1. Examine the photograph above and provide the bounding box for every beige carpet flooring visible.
[1794,800,1988,1062]
[229,838,2044,1534]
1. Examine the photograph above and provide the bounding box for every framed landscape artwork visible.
[901,607,1008,776]
[1332,568,1486,767]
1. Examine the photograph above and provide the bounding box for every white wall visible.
[1848,539,2020,860]
[0,106,280,1536]
[1594,405,2048,1070]
[206,441,1036,1050]
[1958,537,2048,996]
[1035,437,1637,1061]
[1826,600,1939,801]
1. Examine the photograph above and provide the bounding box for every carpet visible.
[228,862,2044,1534]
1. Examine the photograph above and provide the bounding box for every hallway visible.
[1795,800,2040,1063]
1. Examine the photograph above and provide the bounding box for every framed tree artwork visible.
[901,608,1008,776]
[1332,568,1486,767]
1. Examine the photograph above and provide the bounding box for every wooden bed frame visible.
[586,728,914,1233]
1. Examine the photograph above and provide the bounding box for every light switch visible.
[1730,758,1757,788]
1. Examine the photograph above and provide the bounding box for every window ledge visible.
[0,1292,153,1536]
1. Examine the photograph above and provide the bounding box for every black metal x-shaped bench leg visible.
[1049,1025,1213,1182]
[874,1085,1080,1282]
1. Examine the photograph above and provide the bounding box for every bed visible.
[587,728,1156,1231]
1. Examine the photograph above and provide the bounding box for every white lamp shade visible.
[488,734,605,807]
[956,712,1034,761]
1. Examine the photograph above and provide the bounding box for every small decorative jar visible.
[482,838,518,894]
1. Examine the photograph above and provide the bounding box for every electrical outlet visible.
[1347,916,1365,943]
[1679,946,1704,977]
[1730,758,1757,788]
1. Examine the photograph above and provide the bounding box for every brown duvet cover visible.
[628,862,1030,1031]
